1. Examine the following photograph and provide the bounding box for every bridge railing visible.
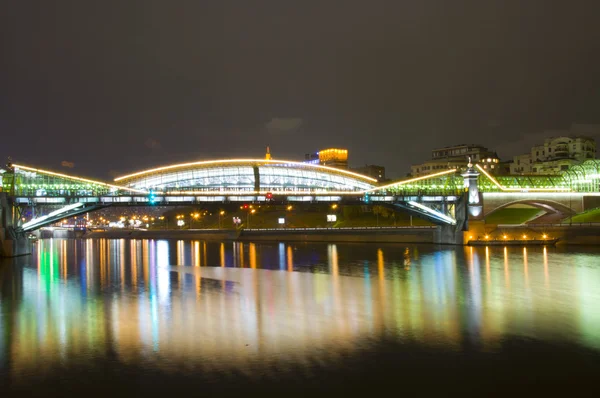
[497,223,600,228]
[243,226,437,231]
[370,189,465,197]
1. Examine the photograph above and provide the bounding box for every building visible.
[304,148,348,169]
[411,144,500,177]
[509,128,597,175]
[351,164,386,182]
[497,160,512,175]
[304,152,320,165]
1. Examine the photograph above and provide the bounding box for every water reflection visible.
[1,239,600,382]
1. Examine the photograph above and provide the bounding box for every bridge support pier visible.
[434,224,466,245]
[0,193,32,258]
[0,230,32,257]
[429,190,469,245]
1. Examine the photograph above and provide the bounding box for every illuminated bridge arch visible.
[114,159,377,195]
[483,199,576,218]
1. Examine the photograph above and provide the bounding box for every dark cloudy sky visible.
[2,1,600,179]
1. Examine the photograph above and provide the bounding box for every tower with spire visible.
[265,145,272,160]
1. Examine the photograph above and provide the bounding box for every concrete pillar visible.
[434,224,465,245]
[0,193,31,257]
[433,194,469,245]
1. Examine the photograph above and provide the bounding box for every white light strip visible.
[364,169,458,193]
[21,202,84,229]
[12,164,148,194]
[113,158,378,183]
[158,190,364,196]
[407,200,456,225]
[483,192,591,197]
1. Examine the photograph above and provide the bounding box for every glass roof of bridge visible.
[114,159,377,194]
[1,164,145,196]
[4,159,600,198]
[369,160,600,194]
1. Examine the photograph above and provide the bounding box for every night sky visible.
[2,1,600,179]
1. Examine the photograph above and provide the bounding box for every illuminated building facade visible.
[509,130,597,175]
[304,148,349,169]
[411,144,500,177]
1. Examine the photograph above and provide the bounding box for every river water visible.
[1,238,600,395]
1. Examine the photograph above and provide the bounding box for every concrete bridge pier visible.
[0,193,32,258]
[433,193,469,245]
[434,224,465,245]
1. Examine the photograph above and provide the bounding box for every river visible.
[1,238,600,395]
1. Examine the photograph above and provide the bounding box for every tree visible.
[373,205,391,219]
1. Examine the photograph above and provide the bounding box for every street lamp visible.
[219,210,225,229]
[191,212,200,229]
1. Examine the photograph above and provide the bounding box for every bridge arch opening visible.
[484,199,575,225]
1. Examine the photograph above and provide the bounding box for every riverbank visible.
[469,222,600,246]
[38,226,438,244]
[496,224,600,245]
[33,223,600,246]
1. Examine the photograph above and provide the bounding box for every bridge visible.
[2,157,600,255]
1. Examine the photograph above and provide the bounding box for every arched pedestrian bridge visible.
[3,158,600,235]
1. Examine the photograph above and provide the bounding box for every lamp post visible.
[219,210,225,229]
[247,209,255,228]
[191,212,200,229]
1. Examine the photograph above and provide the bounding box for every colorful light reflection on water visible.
[1,239,600,392]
